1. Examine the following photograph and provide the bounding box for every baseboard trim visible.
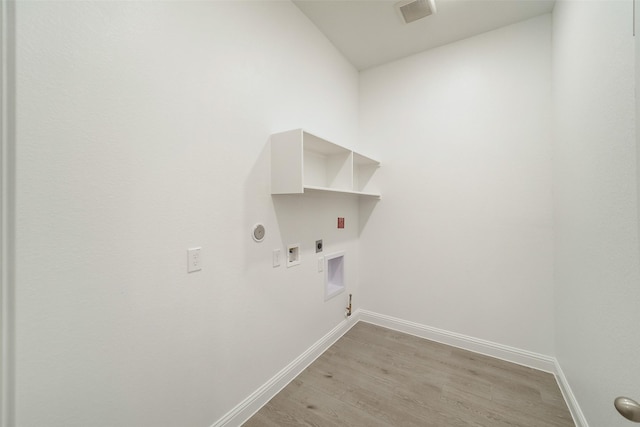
[360,310,590,426]
[554,359,589,427]
[358,310,558,373]
[210,311,360,427]
[213,309,588,427]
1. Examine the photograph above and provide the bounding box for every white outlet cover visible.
[187,247,202,273]
[273,249,281,267]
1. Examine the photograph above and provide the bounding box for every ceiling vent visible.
[395,0,437,24]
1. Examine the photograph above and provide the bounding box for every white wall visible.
[13,1,640,426]
[14,2,359,426]
[552,1,640,426]
[358,15,555,355]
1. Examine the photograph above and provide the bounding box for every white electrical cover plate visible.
[273,249,281,267]
[187,247,202,273]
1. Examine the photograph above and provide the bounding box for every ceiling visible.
[293,0,555,70]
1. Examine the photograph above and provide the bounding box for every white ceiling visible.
[293,0,555,70]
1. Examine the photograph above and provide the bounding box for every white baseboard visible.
[359,310,588,427]
[358,310,557,373]
[212,309,588,427]
[554,359,589,427]
[210,312,360,427]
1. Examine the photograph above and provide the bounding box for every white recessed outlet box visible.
[187,247,202,273]
[287,244,300,268]
[325,251,345,300]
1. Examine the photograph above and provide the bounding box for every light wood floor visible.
[243,322,574,427]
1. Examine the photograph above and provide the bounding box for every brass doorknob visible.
[615,397,640,422]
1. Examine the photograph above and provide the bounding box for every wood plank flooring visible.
[243,322,574,427]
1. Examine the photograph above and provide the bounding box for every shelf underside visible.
[303,185,381,198]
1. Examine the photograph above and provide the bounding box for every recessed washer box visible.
[324,251,345,301]
[287,244,300,268]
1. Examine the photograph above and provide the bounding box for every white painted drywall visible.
[13,2,359,426]
[552,1,640,426]
[358,15,555,355]
[13,1,640,426]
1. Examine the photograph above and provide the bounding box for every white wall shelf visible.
[271,129,380,198]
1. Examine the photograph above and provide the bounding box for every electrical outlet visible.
[187,247,202,273]
[273,249,281,267]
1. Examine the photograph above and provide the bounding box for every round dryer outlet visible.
[252,223,266,242]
